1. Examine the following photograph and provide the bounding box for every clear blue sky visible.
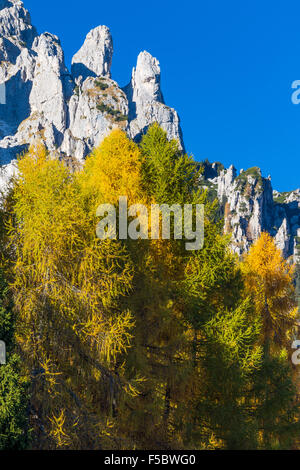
[24,0,300,192]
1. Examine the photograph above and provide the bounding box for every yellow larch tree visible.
[241,231,298,349]
[7,134,144,449]
[241,232,300,448]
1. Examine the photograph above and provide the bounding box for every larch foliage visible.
[241,232,298,347]
[1,129,299,451]
[8,138,138,448]
[241,232,300,448]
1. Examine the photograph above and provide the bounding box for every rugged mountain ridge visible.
[0,0,183,163]
[0,1,299,261]
[200,162,300,262]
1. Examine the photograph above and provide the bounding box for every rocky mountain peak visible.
[124,50,183,148]
[0,0,36,47]
[71,25,113,80]
[0,2,183,162]
[130,51,163,103]
[201,161,300,261]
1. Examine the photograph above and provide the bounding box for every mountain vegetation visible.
[0,125,299,450]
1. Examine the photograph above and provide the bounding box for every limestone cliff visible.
[200,162,300,262]
[0,0,184,163]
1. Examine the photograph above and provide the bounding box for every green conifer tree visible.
[0,268,30,450]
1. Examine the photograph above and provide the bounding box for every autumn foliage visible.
[0,125,299,450]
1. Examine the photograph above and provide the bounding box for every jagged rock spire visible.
[124,50,184,149]
[0,0,37,47]
[71,26,113,80]
[29,33,73,134]
[129,51,163,104]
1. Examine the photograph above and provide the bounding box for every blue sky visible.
[24,0,300,192]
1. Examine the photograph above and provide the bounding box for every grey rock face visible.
[201,163,300,262]
[62,76,129,160]
[72,26,113,80]
[0,0,36,47]
[0,0,37,161]
[29,33,73,136]
[0,2,184,162]
[0,28,73,159]
[124,51,184,149]
[0,157,17,197]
